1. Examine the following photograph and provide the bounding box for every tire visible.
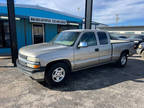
[117,53,128,67]
[44,62,70,87]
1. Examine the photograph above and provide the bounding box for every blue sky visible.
[1,0,144,26]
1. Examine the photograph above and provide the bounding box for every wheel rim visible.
[121,56,126,65]
[52,67,65,83]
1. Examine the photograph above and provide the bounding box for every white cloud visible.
[93,0,144,24]
[15,0,85,17]
[15,0,144,25]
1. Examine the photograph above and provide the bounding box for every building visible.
[0,3,83,55]
[99,26,144,35]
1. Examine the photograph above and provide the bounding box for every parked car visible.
[132,35,144,41]
[17,29,135,86]
[109,34,119,40]
[118,36,128,40]
[137,42,144,58]
[128,36,143,49]
[109,34,139,49]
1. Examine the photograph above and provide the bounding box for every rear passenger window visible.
[80,32,97,46]
[97,32,108,45]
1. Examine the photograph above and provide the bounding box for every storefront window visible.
[32,24,44,44]
[0,21,10,48]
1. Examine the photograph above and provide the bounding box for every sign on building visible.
[29,16,67,25]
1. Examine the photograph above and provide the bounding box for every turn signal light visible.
[27,64,40,69]
[33,65,40,69]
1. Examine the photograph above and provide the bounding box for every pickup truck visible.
[17,29,135,86]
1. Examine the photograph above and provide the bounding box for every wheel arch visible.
[120,49,129,56]
[45,59,72,72]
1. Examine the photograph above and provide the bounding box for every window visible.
[80,32,97,46]
[0,21,10,48]
[32,24,44,44]
[97,32,108,45]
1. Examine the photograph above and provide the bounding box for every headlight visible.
[134,41,139,43]
[139,45,143,49]
[27,57,39,62]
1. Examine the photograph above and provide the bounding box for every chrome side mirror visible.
[78,42,88,48]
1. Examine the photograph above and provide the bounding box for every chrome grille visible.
[19,54,27,59]
[19,60,27,66]
[19,54,27,66]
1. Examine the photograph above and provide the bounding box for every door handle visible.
[95,48,99,52]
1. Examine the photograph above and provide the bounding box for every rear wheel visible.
[44,63,69,87]
[117,53,128,67]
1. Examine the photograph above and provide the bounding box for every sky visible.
[1,0,144,26]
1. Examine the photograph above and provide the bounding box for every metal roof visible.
[0,3,83,20]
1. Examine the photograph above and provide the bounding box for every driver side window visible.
[80,32,97,46]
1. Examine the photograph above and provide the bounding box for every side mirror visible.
[78,42,88,48]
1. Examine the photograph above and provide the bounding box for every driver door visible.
[74,32,99,70]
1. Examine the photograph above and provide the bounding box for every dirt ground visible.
[0,55,144,108]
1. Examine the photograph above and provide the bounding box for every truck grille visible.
[19,54,27,60]
[19,54,28,66]
[19,60,27,66]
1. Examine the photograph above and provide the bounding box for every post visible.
[85,0,93,29]
[7,0,18,67]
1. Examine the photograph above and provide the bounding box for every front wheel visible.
[117,53,128,67]
[44,63,69,87]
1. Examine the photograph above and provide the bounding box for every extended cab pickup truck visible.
[17,29,135,86]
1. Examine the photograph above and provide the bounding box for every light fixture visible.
[68,23,79,26]
[0,16,20,20]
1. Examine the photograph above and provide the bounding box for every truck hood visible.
[19,43,68,57]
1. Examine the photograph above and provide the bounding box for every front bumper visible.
[17,60,45,80]
[137,48,144,55]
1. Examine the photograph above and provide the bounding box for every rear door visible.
[97,32,112,63]
[74,32,99,69]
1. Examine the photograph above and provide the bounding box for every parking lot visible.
[0,55,144,108]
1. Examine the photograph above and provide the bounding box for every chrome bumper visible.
[137,48,143,55]
[17,60,45,80]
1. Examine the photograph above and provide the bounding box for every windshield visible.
[53,31,80,46]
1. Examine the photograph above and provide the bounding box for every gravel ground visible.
[0,55,144,108]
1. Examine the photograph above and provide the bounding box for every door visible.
[0,21,3,47]
[97,32,111,63]
[0,21,10,48]
[32,24,44,44]
[74,32,99,70]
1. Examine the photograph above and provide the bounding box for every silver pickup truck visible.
[17,29,134,86]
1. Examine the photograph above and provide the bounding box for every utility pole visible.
[85,0,93,29]
[116,14,119,26]
[7,0,18,67]
[77,7,80,16]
